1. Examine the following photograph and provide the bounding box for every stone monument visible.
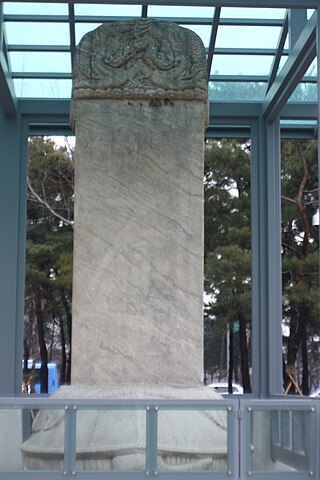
[21,19,228,472]
[70,18,207,386]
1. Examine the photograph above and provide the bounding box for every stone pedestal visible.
[22,386,227,472]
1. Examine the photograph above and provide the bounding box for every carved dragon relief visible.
[72,19,207,101]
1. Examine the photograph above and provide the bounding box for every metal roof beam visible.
[289,9,308,49]
[209,74,317,83]
[12,72,71,79]
[207,7,220,79]
[3,15,285,27]
[17,98,318,121]
[262,11,317,121]
[0,7,17,114]
[266,12,288,93]
[68,2,76,66]
[2,1,318,7]
[7,45,290,55]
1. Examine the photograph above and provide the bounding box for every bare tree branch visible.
[281,195,297,205]
[27,177,74,228]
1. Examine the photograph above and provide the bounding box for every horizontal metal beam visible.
[3,15,284,27]
[2,0,319,7]
[8,44,70,52]
[11,71,317,84]
[281,101,317,118]
[210,100,262,119]
[12,72,71,79]
[16,98,318,122]
[210,74,317,83]
[8,45,290,57]
[214,48,289,56]
[210,74,269,82]
[263,11,317,121]
[18,98,70,115]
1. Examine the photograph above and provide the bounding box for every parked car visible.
[310,389,320,398]
[207,382,244,395]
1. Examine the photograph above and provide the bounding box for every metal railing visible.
[0,396,318,480]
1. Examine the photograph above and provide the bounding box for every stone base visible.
[21,385,228,472]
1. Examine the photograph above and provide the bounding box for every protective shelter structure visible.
[0,1,319,479]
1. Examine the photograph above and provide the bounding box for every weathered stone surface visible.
[72,19,207,102]
[21,20,217,473]
[22,386,228,472]
[0,411,23,471]
[71,98,205,386]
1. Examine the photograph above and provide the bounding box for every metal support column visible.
[317,6,320,300]
[289,9,308,49]
[251,116,283,396]
[0,112,27,395]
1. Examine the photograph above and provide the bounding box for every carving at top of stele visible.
[72,19,208,102]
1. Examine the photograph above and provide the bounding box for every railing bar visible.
[64,406,76,475]
[145,406,158,476]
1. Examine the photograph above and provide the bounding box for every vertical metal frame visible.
[251,117,283,396]
[209,113,283,397]
[0,112,28,395]
[239,398,319,480]
[317,0,320,291]
[152,400,238,480]
[64,406,77,475]
[146,406,158,476]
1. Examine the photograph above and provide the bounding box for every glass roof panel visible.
[181,24,211,48]
[75,23,103,44]
[148,6,214,18]
[216,26,282,49]
[211,55,281,76]
[9,52,71,74]
[288,83,317,103]
[209,81,267,101]
[74,4,141,16]
[307,9,316,19]
[3,2,68,15]
[220,7,286,19]
[5,22,70,45]
[305,59,317,76]
[14,78,72,98]
[0,2,316,108]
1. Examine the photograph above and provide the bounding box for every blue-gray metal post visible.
[289,9,308,50]
[317,6,320,312]
[251,116,283,396]
[0,112,27,395]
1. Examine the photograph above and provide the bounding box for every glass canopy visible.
[1,1,317,104]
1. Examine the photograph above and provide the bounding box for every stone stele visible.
[21,20,228,473]
[71,18,208,387]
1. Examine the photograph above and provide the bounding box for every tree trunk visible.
[58,313,67,385]
[228,325,234,394]
[35,294,48,394]
[301,315,309,396]
[239,313,252,393]
[60,288,72,384]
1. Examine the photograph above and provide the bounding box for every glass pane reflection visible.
[75,409,146,472]
[157,409,228,472]
[251,409,312,473]
[0,409,24,471]
[21,409,65,472]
